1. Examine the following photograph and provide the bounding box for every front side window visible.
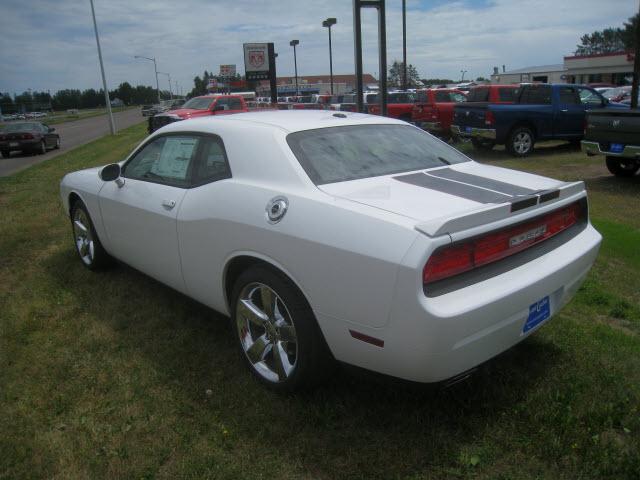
[577,88,604,107]
[287,125,469,185]
[123,135,200,187]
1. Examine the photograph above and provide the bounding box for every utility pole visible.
[89,0,115,134]
[158,71,172,99]
[290,40,300,96]
[402,0,407,91]
[631,1,639,109]
[323,18,337,95]
[135,55,161,103]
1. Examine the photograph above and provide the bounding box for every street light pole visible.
[290,40,300,96]
[135,55,160,103]
[402,0,407,91]
[89,0,115,134]
[460,70,467,82]
[323,18,337,95]
[158,71,172,99]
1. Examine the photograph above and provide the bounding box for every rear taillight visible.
[485,111,495,126]
[423,202,582,285]
[21,133,34,139]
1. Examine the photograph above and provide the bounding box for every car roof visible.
[159,110,405,134]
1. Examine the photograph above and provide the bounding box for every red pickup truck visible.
[411,88,466,138]
[149,94,248,132]
[367,91,416,121]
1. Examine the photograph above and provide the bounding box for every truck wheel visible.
[471,138,495,151]
[507,127,535,157]
[605,156,639,177]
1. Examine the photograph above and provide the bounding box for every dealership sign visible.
[219,64,236,77]
[243,43,272,81]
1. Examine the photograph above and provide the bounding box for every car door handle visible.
[162,199,176,209]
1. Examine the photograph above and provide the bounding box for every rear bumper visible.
[0,139,39,151]
[452,125,496,140]
[320,221,601,383]
[581,140,640,158]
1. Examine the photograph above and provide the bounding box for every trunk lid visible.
[585,109,640,144]
[319,162,581,236]
[453,103,491,129]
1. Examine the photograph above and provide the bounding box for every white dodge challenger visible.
[60,111,601,390]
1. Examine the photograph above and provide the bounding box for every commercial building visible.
[491,51,635,86]
[256,74,378,96]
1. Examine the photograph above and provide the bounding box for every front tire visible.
[606,156,639,177]
[70,201,112,270]
[507,126,535,157]
[54,137,60,149]
[231,266,331,392]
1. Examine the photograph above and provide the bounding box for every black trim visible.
[510,196,538,212]
[428,168,537,196]
[394,172,512,203]
[539,190,560,203]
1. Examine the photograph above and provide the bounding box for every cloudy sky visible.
[0,0,637,95]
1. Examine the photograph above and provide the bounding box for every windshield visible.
[181,97,214,110]
[287,125,470,185]
[2,122,40,132]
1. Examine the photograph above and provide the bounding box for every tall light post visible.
[89,0,115,134]
[157,71,172,99]
[460,70,467,82]
[322,18,337,95]
[135,55,160,103]
[290,40,300,96]
[402,0,407,91]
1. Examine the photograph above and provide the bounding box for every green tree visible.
[388,60,421,88]
[575,13,638,55]
[115,82,135,105]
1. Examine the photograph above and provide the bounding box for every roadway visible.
[0,108,145,177]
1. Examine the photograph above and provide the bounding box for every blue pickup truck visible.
[452,84,628,157]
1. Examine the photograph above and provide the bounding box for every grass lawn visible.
[1,127,639,479]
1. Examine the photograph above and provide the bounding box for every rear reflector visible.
[423,202,582,285]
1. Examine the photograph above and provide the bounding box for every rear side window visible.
[466,88,489,102]
[518,86,552,105]
[498,88,516,102]
[193,136,232,185]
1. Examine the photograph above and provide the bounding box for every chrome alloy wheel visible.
[513,132,532,154]
[73,208,94,266]
[236,283,298,383]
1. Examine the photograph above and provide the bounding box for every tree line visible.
[0,82,171,113]
[575,13,638,56]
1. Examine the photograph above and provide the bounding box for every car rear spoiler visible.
[415,181,586,237]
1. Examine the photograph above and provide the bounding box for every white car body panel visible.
[60,111,602,383]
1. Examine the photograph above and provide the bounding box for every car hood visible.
[319,162,576,236]
[167,108,211,119]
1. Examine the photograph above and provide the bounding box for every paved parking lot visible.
[0,108,144,177]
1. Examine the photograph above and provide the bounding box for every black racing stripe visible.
[510,196,538,212]
[393,173,512,204]
[539,190,560,203]
[428,168,538,196]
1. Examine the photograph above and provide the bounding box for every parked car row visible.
[1,111,48,121]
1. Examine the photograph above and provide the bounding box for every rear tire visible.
[507,126,535,157]
[231,265,332,392]
[54,137,60,149]
[70,201,113,270]
[38,140,46,155]
[0,150,9,158]
[471,138,495,151]
[605,156,639,177]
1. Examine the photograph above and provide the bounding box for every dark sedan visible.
[0,122,60,158]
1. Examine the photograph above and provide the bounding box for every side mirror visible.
[48,126,55,132]
[100,163,122,182]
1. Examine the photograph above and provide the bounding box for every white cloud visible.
[0,0,636,94]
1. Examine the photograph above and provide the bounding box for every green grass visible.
[1,129,639,479]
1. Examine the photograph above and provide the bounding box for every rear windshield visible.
[466,87,489,102]
[182,97,214,110]
[2,122,40,132]
[287,125,470,185]
[434,91,466,103]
